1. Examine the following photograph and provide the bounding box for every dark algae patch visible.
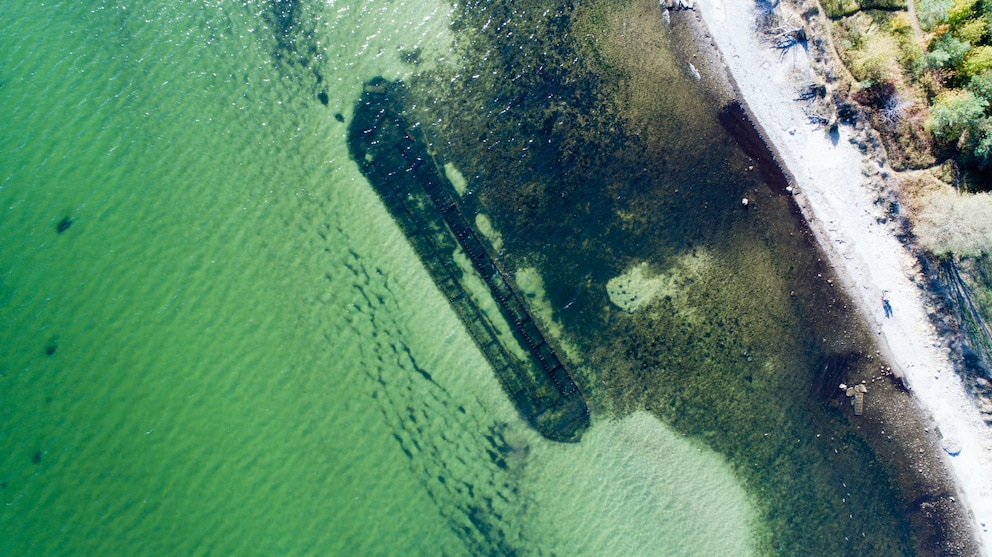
[344,0,978,553]
[348,78,589,442]
[340,246,537,556]
[43,336,58,357]
[261,0,328,107]
[55,216,73,234]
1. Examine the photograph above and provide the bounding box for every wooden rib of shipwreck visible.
[347,77,590,442]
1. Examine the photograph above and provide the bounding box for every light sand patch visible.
[606,251,712,313]
[515,266,546,300]
[451,247,527,361]
[522,411,754,555]
[474,213,503,252]
[444,162,468,196]
[515,266,581,361]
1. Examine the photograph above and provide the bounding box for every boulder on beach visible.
[941,437,962,457]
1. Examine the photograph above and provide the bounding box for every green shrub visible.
[984,0,992,36]
[822,0,908,17]
[928,88,989,139]
[927,33,972,69]
[850,32,906,82]
[822,0,863,18]
[967,116,992,166]
[956,15,990,42]
[890,13,928,67]
[918,0,955,30]
[963,45,992,76]
[949,0,982,26]
[968,69,992,97]
[864,0,909,8]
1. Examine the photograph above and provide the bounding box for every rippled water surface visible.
[5,0,966,552]
[0,1,761,555]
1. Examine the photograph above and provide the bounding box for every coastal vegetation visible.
[820,0,992,385]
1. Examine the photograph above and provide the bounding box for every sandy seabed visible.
[682,0,992,553]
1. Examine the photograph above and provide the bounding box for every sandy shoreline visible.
[690,0,992,553]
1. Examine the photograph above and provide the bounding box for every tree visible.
[968,68,992,97]
[963,45,992,76]
[956,15,989,43]
[949,0,982,26]
[928,88,989,140]
[926,32,971,70]
[918,0,955,30]
[967,115,992,166]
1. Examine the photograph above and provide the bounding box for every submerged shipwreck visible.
[348,77,590,442]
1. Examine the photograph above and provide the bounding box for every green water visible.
[0,1,754,555]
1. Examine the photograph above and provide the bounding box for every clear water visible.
[0,1,753,555]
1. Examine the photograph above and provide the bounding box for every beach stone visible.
[941,438,962,456]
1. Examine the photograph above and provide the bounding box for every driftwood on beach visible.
[660,0,694,10]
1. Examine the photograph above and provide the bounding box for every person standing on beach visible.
[882,290,893,318]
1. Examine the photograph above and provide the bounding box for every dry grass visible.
[902,173,992,256]
[849,30,907,83]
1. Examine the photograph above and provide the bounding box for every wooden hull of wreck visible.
[347,78,590,442]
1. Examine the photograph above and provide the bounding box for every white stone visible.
[942,437,962,457]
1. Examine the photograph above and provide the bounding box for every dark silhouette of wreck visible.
[347,77,590,442]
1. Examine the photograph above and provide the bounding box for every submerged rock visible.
[56,216,73,234]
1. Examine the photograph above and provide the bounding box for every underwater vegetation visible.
[56,216,74,234]
[359,0,973,553]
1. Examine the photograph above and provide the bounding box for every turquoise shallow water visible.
[0,1,754,555]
